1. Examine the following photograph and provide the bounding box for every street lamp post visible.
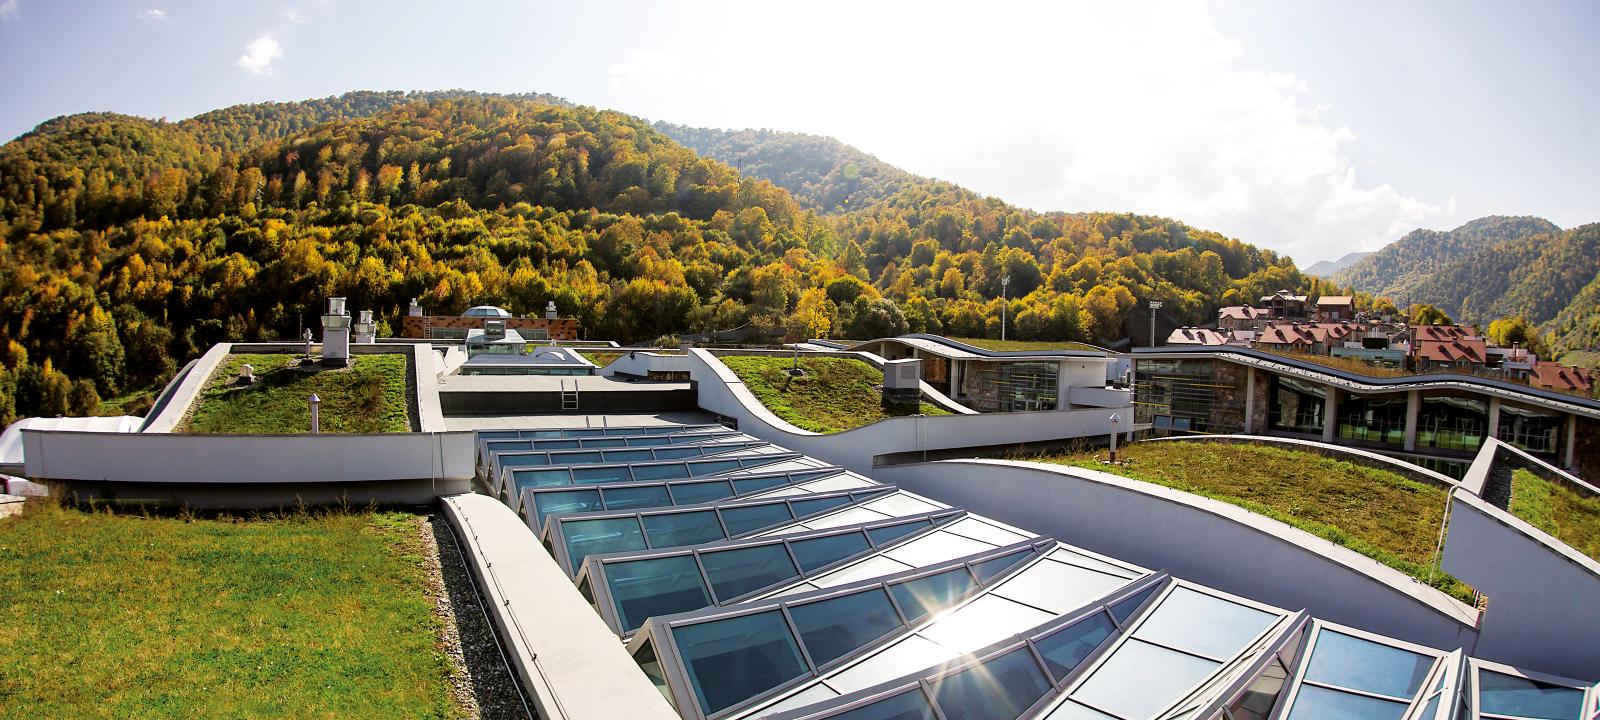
[1108,413,1121,463]
[1148,300,1163,348]
[1000,275,1011,342]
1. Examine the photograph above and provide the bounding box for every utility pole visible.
[1000,275,1011,342]
[1149,300,1163,347]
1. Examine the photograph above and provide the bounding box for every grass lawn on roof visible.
[948,337,1104,353]
[722,355,949,433]
[181,353,411,434]
[1510,469,1600,561]
[0,503,460,718]
[577,350,625,368]
[1030,441,1471,602]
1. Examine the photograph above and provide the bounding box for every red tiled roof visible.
[1413,337,1486,364]
[1167,328,1229,345]
[1258,324,1317,345]
[1531,362,1595,392]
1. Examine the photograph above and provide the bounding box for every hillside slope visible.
[1331,215,1559,304]
[1303,251,1371,277]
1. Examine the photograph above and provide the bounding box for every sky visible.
[1,0,1596,266]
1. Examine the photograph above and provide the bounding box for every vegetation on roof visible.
[1510,469,1600,561]
[1257,349,1411,378]
[181,353,411,434]
[577,351,626,368]
[1029,441,1471,602]
[0,502,461,717]
[721,355,949,433]
[947,337,1105,353]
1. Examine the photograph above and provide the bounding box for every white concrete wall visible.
[689,349,1127,474]
[1442,491,1600,680]
[874,458,1482,653]
[23,430,475,485]
[601,351,694,378]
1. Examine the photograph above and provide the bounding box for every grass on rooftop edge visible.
[1027,441,1473,602]
[577,350,625,368]
[0,501,460,718]
[1510,469,1600,561]
[721,355,949,433]
[948,337,1105,353]
[181,353,411,434]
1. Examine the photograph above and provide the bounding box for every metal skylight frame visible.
[1263,620,1454,720]
[574,508,969,635]
[516,466,850,534]
[495,452,808,505]
[540,486,900,576]
[1465,657,1597,720]
[477,429,749,470]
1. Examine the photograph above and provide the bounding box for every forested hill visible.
[1331,215,1560,304]
[0,91,1332,426]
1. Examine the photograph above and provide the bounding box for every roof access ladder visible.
[560,379,580,411]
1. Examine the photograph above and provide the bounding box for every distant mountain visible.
[1303,251,1372,277]
[1331,215,1561,305]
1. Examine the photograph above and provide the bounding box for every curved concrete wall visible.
[687,349,1129,474]
[873,458,1480,653]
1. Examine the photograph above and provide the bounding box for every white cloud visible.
[594,0,1442,265]
[236,34,282,75]
[283,9,302,23]
[138,8,166,21]
[0,0,19,22]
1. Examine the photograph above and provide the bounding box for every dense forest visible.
[0,92,1351,426]
[1331,216,1561,305]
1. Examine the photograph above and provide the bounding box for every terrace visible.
[720,355,949,433]
[180,353,412,434]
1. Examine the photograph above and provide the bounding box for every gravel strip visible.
[421,513,532,719]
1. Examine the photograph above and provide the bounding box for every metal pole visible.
[1148,300,1163,348]
[1109,414,1120,463]
[1001,275,1010,342]
[309,393,321,434]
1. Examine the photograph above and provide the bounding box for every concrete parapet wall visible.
[688,349,1123,474]
[875,458,1481,654]
[440,493,678,720]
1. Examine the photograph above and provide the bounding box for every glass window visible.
[1070,639,1218,719]
[791,495,855,518]
[548,450,603,465]
[971,549,1034,581]
[702,544,801,601]
[1418,396,1487,452]
[580,437,626,448]
[674,610,809,716]
[1108,584,1159,625]
[607,556,713,633]
[1132,587,1277,660]
[669,480,736,506]
[733,475,794,494]
[1034,612,1115,681]
[602,485,673,511]
[532,489,602,526]
[562,517,646,573]
[790,532,873,573]
[631,463,691,481]
[831,690,938,720]
[719,504,797,537]
[654,446,704,459]
[513,469,571,489]
[867,519,932,546]
[572,465,632,484]
[931,647,1053,720]
[1477,670,1585,720]
[1270,376,1326,436]
[1285,684,1409,720]
[1042,700,1119,720]
[1302,630,1433,699]
[689,460,743,476]
[890,567,978,623]
[1228,658,1289,720]
[642,511,726,548]
[535,439,583,449]
[789,588,905,667]
[604,449,655,462]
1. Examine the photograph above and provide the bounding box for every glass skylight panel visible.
[572,465,632,484]
[889,567,979,623]
[866,519,931,546]
[1227,658,1289,720]
[1070,638,1220,719]
[790,532,873,573]
[703,544,801,601]
[1047,548,1139,578]
[602,484,673,510]
[739,459,829,474]
[784,474,873,493]
[532,489,601,525]
[734,476,800,495]
[669,479,736,505]
[1033,612,1116,681]
[513,468,571,489]
[802,506,894,530]
[1301,629,1434,700]
[563,517,646,572]
[721,503,799,537]
[1477,670,1586,720]
[883,532,996,567]
[942,517,1033,546]
[609,555,713,633]
[675,610,810,717]
[653,446,706,460]
[689,459,744,476]
[916,594,1055,654]
[632,463,693,481]
[824,635,961,695]
[1286,684,1410,720]
[861,493,944,516]
[991,558,1131,615]
[828,689,938,720]
[930,647,1053,720]
[1108,584,1158,624]
[788,495,860,519]
[970,548,1036,581]
[1131,586,1278,660]
[1041,700,1119,720]
[641,510,726,548]
[812,555,917,589]
[789,588,905,667]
